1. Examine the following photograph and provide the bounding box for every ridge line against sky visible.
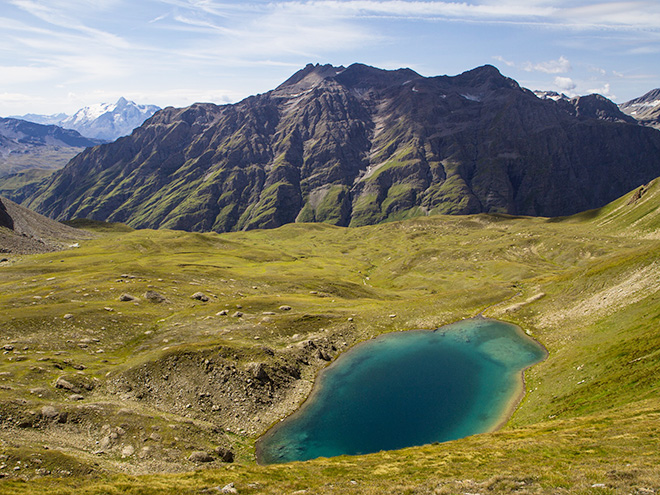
[1,0,659,115]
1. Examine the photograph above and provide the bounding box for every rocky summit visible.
[24,63,660,232]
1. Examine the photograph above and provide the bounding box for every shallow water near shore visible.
[256,317,546,464]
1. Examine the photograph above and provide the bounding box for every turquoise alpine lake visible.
[256,318,546,464]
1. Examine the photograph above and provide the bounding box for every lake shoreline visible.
[256,317,547,465]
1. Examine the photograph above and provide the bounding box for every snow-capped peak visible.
[59,98,161,141]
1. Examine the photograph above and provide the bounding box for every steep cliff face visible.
[25,64,660,231]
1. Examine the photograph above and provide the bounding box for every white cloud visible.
[587,82,615,99]
[10,0,130,49]
[161,1,660,30]
[493,55,515,67]
[554,76,576,92]
[524,56,571,74]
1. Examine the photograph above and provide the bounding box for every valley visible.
[0,179,659,493]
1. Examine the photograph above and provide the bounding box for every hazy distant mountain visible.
[0,118,104,177]
[17,112,69,126]
[23,63,660,232]
[620,89,660,130]
[14,98,161,141]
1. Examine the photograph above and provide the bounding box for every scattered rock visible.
[189,451,214,463]
[279,305,292,311]
[262,311,276,315]
[248,362,269,382]
[2,344,14,351]
[99,436,113,450]
[192,292,209,302]
[40,405,59,420]
[316,349,331,361]
[216,310,228,316]
[139,446,153,459]
[121,445,135,457]
[144,290,169,303]
[119,293,138,302]
[54,377,79,393]
[219,483,238,494]
[69,394,85,401]
[63,314,74,320]
[215,447,234,463]
[232,311,243,318]
[389,314,397,318]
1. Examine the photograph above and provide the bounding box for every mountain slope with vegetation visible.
[0,179,659,493]
[24,64,660,231]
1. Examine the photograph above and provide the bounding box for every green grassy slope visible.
[1,179,659,494]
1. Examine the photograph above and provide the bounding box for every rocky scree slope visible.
[25,63,660,231]
[0,195,92,254]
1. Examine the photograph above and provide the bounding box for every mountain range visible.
[21,64,660,231]
[0,118,104,177]
[14,97,161,141]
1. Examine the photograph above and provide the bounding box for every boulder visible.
[188,450,214,463]
[191,292,209,302]
[215,446,234,463]
[54,377,80,393]
[40,405,59,420]
[121,445,135,457]
[119,293,138,302]
[248,362,269,382]
[220,483,238,494]
[143,290,168,303]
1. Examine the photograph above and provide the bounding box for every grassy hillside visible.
[0,179,659,494]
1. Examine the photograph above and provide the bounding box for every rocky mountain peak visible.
[274,63,422,97]
[571,94,637,124]
[622,88,660,108]
[620,89,660,130]
[274,63,346,94]
[450,64,519,90]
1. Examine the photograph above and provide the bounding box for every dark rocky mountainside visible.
[24,63,660,231]
[620,88,660,130]
[0,118,105,177]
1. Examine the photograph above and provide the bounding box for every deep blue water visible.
[256,318,546,464]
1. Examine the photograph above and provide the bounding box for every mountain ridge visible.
[22,63,660,231]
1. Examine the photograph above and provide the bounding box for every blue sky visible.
[1,0,659,115]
